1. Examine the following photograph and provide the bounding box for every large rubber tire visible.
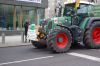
[84,22,100,48]
[31,40,47,49]
[47,28,72,53]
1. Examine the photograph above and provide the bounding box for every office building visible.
[0,0,48,30]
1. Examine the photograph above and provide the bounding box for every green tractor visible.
[30,1,100,53]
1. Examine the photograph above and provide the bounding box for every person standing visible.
[24,21,30,42]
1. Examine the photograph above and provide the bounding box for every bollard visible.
[21,32,24,43]
[2,33,5,44]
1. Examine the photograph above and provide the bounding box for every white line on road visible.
[68,52,100,62]
[90,49,100,52]
[0,56,54,66]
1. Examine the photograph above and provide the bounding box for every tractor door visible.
[77,4,94,26]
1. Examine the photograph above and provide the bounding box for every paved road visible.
[0,45,100,66]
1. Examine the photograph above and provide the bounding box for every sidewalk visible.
[0,35,31,47]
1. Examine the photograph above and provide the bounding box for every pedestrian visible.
[24,21,30,42]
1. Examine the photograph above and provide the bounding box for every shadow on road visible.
[27,44,89,54]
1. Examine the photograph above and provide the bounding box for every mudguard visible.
[86,17,100,29]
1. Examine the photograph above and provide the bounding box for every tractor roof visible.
[64,1,95,5]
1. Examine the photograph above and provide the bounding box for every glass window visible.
[37,8,45,24]
[0,4,45,30]
[16,6,22,30]
[77,4,88,14]
[39,8,45,19]
[0,4,14,30]
[22,7,37,25]
[63,3,75,16]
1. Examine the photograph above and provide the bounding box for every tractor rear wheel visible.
[84,22,100,48]
[47,28,72,53]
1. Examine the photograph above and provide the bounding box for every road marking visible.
[90,49,100,52]
[0,56,54,66]
[68,52,100,62]
[90,49,96,50]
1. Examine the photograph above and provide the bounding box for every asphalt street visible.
[0,45,100,66]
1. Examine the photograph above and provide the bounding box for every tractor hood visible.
[50,17,71,24]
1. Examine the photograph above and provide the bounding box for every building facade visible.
[45,0,56,18]
[0,0,48,30]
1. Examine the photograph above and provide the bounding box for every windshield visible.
[77,4,93,14]
[63,3,75,16]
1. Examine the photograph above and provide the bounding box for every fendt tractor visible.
[28,0,100,53]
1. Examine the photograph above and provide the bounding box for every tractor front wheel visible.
[84,22,100,48]
[47,28,72,53]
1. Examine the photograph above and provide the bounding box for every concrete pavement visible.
[0,35,31,47]
[0,45,100,66]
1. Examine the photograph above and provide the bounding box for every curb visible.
[0,43,31,48]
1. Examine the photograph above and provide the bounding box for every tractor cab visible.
[63,1,94,16]
[63,1,94,25]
